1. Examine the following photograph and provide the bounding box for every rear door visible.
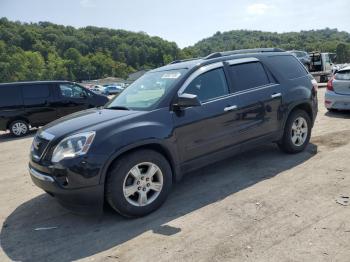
[226,58,282,143]
[21,84,58,126]
[55,83,90,117]
[333,69,350,95]
[173,62,240,164]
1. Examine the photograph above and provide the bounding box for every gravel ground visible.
[0,88,350,262]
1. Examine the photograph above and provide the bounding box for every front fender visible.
[98,138,180,185]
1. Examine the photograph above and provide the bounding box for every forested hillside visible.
[1,17,350,83]
[183,29,350,62]
[0,17,181,82]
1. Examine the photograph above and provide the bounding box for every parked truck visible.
[308,52,336,83]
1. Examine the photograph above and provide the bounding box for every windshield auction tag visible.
[161,72,181,79]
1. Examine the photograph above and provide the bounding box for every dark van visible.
[0,81,109,136]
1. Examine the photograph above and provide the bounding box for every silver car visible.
[325,66,350,111]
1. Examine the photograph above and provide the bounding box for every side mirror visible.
[80,92,87,98]
[174,93,201,109]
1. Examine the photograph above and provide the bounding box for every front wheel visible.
[278,110,311,154]
[106,150,172,217]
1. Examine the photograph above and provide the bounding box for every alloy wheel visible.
[122,162,163,207]
[11,122,28,136]
[291,117,308,146]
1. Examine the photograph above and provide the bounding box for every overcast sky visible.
[0,0,349,47]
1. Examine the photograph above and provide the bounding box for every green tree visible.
[1,18,350,83]
[23,51,45,80]
[336,43,350,63]
[44,53,68,80]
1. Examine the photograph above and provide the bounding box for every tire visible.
[9,120,29,137]
[278,110,311,154]
[106,149,173,218]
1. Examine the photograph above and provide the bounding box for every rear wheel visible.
[278,110,311,154]
[106,149,172,217]
[9,120,29,137]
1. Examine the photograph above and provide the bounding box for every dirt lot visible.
[1,88,350,262]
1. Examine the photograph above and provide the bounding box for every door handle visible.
[271,93,282,99]
[224,105,238,112]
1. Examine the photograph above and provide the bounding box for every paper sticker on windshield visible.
[161,72,181,79]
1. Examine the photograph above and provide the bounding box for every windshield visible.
[106,69,186,110]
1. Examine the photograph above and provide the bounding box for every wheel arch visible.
[284,101,314,130]
[99,140,181,186]
[7,117,30,129]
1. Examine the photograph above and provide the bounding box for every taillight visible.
[327,77,334,91]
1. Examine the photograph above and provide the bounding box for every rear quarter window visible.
[268,55,308,79]
[0,85,22,108]
[335,70,350,80]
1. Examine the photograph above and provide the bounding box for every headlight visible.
[51,131,96,163]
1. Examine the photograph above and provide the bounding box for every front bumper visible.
[29,166,104,214]
[325,90,350,110]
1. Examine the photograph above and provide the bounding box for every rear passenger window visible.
[22,85,50,99]
[184,68,229,102]
[229,62,270,92]
[268,55,308,79]
[0,86,22,108]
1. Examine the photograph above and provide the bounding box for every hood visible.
[40,108,141,139]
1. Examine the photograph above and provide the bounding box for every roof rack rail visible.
[169,57,202,65]
[204,48,285,60]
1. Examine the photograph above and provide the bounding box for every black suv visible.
[29,49,318,217]
[0,81,109,136]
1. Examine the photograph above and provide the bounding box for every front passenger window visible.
[184,68,229,102]
[59,84,86,98]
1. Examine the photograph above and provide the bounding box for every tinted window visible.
[184,68,229,102]
[335,70,350,80]
[229,62,270,92]
[22,84,50,99]
[60,84,86,98]
[269,55,308,79]
[0,86,22,108]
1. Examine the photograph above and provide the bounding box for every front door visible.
[56,83,89,117]
[173,64,239,164]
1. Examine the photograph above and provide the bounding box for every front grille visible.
[31,135,50,161]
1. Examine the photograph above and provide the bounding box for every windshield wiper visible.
[106,106,130,111]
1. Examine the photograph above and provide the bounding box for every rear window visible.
[22,84,50,98]
[268,55,308,79]
[335,70,350,80]
[0,86,22,108]
[229,62,270,92]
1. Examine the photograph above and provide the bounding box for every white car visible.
[325,66,350,111]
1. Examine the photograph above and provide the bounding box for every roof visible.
[151,58,203,72]
[127,70,149,81]
[0,80,71,86]
[152,48,287,73]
